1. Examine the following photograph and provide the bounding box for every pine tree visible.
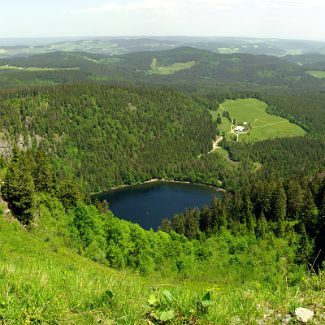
[2,153,35,225]
[285,179,304,218]
[32,149,55,193]
[302,189,318,237]
[256,212,268,238]
[273,185,287,223]
[296,223,313,266]
[199,205,212,234]
[57,179,82,209]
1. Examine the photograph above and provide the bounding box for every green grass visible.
[0,212,324,324]
[306,70,325,79]
[149,58,196,75]
[219,98,306,143]
[215,147,229,159]
[96,57,121,65]
[0,65,79,71]
[217,48,239,54]
[209,110,232,134]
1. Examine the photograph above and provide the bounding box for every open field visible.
[306,70,325,79]
[218,98,306,142]
[96,57,121,65]
[0,65,79,71]
[149,58,196,75]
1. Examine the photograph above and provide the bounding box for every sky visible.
[0,0,324,41]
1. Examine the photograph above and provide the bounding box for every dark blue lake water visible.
[95,181,223,230]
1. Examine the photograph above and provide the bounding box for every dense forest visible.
[0,84,230,192]
[161,174,325,267]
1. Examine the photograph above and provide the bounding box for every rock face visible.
[295,307,314,323]
[0,134,12,158]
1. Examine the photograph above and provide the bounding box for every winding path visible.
[198,136,224,158]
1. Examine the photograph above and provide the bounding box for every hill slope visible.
[1,47,325,90]
[0,84,231,192]
[1,201,324,324]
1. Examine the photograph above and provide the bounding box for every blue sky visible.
[1,0,324,40]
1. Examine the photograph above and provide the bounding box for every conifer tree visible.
[273,185,287,223]
[2,152,35,225]
[256,212,268,238]
[302,190,318,237]
[32,149,55,193]
[296,223,313,266]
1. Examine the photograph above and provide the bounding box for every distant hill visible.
[284,53,325,70]
[1,36,325,59]
[1,46,325,90]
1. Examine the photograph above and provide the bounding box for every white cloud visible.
[261,0,325,9]
[74,0,236,14]
[77,3,120,13]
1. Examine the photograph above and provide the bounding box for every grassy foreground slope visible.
[218,98,306,142]
[0,146,324,323]
[0,217,147,324]
[0,203,324,324]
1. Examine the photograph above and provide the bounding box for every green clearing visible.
[209,109,232,134]
[306,70,325,79]
[217,47,239,54]
[215,146,229,159]
[149,58,196,75]
[218,98,306,142]
[0,65,79,71]
[96,57,121,65]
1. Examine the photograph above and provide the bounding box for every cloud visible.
[74,0,235,14]
[74,0,325,15]
[261,0,325,9]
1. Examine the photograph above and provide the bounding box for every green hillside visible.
[1,196,324,324]
[1,47,324,90]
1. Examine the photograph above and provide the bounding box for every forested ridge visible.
[0,84,237,192]
[1,47,325,90]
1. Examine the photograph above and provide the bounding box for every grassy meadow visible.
[218,98,306,142]
[306,70,325,79]
[0,65,79,71]
[149,58,196,75]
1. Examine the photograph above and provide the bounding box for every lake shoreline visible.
[91,178,226,196]
[93,179,225,230]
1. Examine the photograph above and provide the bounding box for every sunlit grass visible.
[0,65,79,71]
[219,98,306,142]
[306,70,325,79]
[149,58,196,75]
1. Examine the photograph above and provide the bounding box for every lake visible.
[94,181,223,230]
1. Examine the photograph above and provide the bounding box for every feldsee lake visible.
[95,181,223,230]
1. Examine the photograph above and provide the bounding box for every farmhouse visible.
[234,125,245,133]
